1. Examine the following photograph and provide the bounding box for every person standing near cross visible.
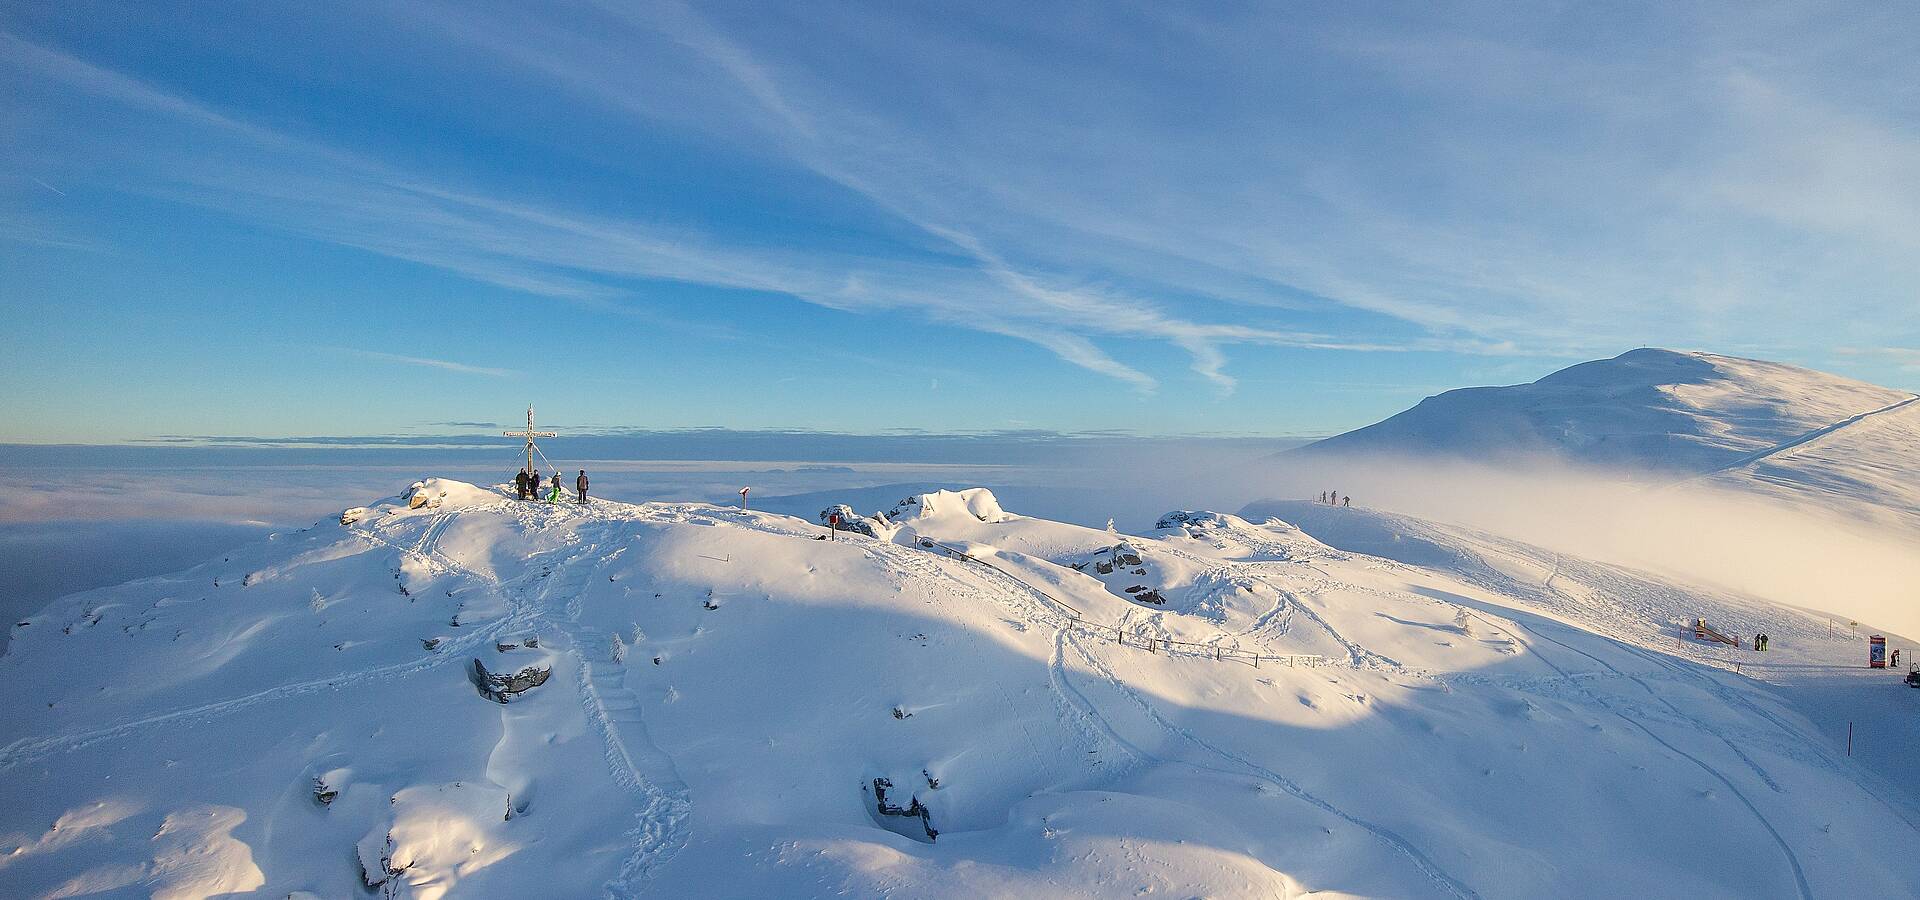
[503,405,556,501]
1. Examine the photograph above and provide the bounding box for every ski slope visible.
[2,480,1915,898]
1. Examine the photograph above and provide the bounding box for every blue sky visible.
[3,1,1917,443]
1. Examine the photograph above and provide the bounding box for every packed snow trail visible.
[1693,394,1919,478]
[464,519,696,895]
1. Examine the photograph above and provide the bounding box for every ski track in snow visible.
[1454,604,1813,900]
[1060,632,1484,900]
[0,513,528,773]
[887,533,1482,900]
[1299,506,1920,895]
[1422,521,1920,830]
[1250,570,1399,669]
[9,485,1914,897]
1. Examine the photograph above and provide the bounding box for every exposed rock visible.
[470,658,551,704]
[817,504,885,537]
[870,777,938,841]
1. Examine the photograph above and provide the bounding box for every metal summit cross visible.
[504,405,557,476]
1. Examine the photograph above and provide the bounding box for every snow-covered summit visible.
[2,479,1915,897]
[1296,348,1914,474]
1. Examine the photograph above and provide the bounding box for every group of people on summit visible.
[1318,490,1351,507]
[515,468,589,504]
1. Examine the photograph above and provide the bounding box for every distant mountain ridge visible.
[1295,348,1913,472]
[1292,348,1920,527]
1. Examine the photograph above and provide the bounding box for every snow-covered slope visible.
[3,481,1916,898]
[1243,498,1920,821]
[1291,348,1920,527]
[1693,391,1920,530]
[1293,347,1909,472]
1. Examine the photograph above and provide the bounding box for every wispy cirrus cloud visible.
[416,0,1920,368]
[5,1,1917,400]
[2,29,1366,394]
[338,349,519,378]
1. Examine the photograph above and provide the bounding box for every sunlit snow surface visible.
[1297,348,1920,529]
[2,480,1915,898]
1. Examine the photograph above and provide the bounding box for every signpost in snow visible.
[503,405,557,478]
[1869,635,1887,668]
[740,487,750,510]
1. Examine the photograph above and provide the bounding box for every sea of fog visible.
[8,433,1917,651]
[0,436,1294,650]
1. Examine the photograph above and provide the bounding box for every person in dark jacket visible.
[576,470,589,505]
[515,469,529,500]
[529,469,542,500]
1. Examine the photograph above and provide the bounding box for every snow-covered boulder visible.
[1155,510,1262,533]
[403,478,496,512]
[356,782,518,900]
[886,488,1012,525]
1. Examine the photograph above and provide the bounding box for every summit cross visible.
[503,405,557,476]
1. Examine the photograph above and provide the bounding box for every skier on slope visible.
[576,470,589,505]
[1343,495,1351,508]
